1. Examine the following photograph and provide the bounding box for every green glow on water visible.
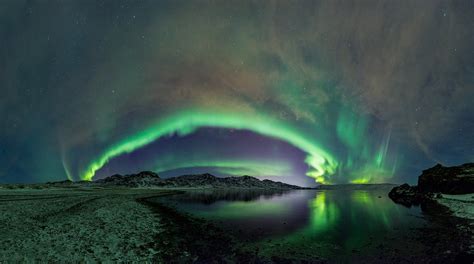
[309,192,340,233]
[231,189,422,260]
[191,201,287,220]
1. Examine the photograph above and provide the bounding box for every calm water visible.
[158,187,428,260]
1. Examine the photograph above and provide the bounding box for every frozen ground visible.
[0,188,174,262]
[437,194,474,220]
[437,193,474,253]
[0,187,472,262]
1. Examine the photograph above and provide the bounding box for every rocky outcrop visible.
[95,171,163,187]
[389,163,474,207]
[388,184,426,207]
[418,163,474,194]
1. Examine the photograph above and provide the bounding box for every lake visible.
[155,187,433,262]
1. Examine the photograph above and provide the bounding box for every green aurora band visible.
[335,107,398,184]
[79,108,338,183]
[1,0,472,186]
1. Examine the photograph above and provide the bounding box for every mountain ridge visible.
[94,171,303,189]
[14,171,307,189]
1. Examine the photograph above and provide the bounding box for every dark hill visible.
[92,171,304,189]
[389,163,474,206]
[418,163,474,194]
[95,171,162,187]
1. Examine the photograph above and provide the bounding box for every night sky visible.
[1,0,473,186]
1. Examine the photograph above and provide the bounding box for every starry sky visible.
[1,0,473,186]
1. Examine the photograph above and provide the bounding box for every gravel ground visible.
[437,194,474,254]
[1,188,472,263]
[0,188,174,262]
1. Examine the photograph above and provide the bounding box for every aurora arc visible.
[154,159,294,178]
[79,109,338,183]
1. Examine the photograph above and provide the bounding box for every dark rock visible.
[95,171,162,187]
[94,172,303,189]
[388,184,425,207]
[389,162,474,207]
[418,163,474,194]
[44,179,74,187]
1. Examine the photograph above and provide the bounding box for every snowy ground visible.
[0,188,174,262]
[437,193,474,220]
[1,187,472,262]
[437,193,474,253]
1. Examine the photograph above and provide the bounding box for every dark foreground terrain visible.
[0,188,176,262]
[0,186,472,263]
[0,167,472,262]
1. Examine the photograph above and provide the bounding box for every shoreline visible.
[0,187,472,262]
[138,188,474,262]
[436,194,474,220]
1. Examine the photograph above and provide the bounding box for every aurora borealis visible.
[1,0,473,185]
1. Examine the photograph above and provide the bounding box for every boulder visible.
[389,163,474,207]
[388,184,425,207]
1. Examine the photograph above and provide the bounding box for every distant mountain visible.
[164,173,303,189]
[95,171,162,187]
[91,171,304,189]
